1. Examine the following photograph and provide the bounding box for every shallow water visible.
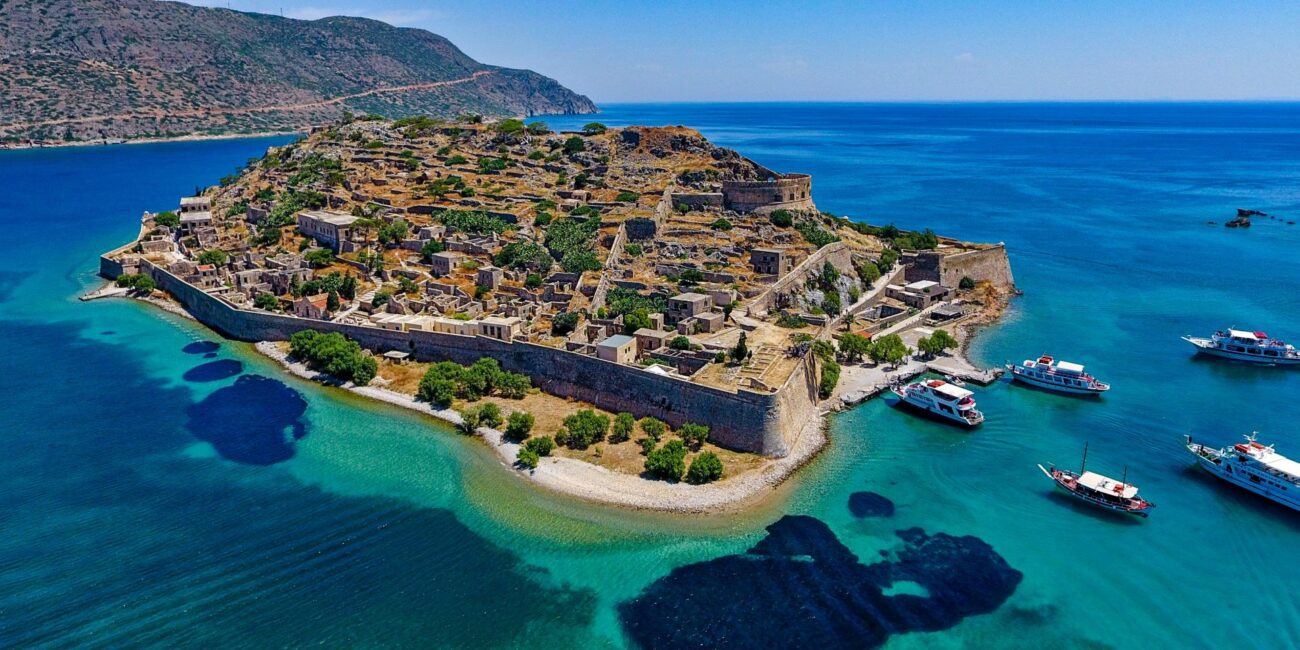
[4,103,1300,647]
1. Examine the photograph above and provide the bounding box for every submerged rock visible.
[618,515,1021,649]
[848,491,896,518]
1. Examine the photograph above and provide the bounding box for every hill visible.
[0,0,597,145]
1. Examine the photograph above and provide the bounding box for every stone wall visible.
[904,246,1014,289]
[670,192,725,210]
[102,255,816,456]
[722,173,814,213]
[746,242,856,316]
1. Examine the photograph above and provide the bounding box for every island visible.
[96,115,1015,511]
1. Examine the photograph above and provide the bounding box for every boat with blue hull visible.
[1187,434,1300,512]
[1182,329,1300,365]
[1007,355,1109,395]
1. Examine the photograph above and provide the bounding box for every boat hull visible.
[1189,449,1300,512]
[890,390,981,428]
[1038,465,1151,517]
[1183,337,1300,365]
[1009,369,1108,395]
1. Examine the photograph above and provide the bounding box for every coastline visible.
[1,130,306,152]
[252,340,829,513]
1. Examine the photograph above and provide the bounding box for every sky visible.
[186,1,1300,103]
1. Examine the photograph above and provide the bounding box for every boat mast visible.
[1080,441,1089,474]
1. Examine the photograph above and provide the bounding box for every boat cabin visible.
[1077,471,1137,499]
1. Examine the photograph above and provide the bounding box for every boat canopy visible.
[1055,361,1085,374]
[1255,450,1300,481]
[1228,329,1262,340]
[1078,471,1138,499]
[931,382,973,400]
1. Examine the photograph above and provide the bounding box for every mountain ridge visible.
[0,0,597,145]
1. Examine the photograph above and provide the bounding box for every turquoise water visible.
[5,104,1300,647]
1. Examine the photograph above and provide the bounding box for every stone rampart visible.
[102,256,815,456]
[904,246,1014,289]
[722,173,814,213]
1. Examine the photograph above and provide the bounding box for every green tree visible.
[869,333,910,367]
[622,308,653,334]
[819,359,841,399]
[197,249,228,266]
[836,332,872,363]
[526,121,550,135]
[559,409,610,449]
[639,417,665,441]
[563,136,585,154]
[931,328,959,354]
[686,452,724,484]
[154,211,180,228]
[552,311,580,336]
[325,290,340,312]
[496,372,532,399]
[676,423,710,450]
[525,273,543,289]
[878,248,899,271]
[669,335,692,350]
[644,439,687,481]
[770,209,793,228]
[581,122,608,135]
[254,292,280,311]
[477,402,503,429]
[857,261,882,285]
[611,412,636,443]
[731,332,748,363]
[304,248,334,268]
[133,275,156,293]
[418,375,456,408]
[503,411,535,442]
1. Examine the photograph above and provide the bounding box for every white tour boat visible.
[1182,328,1300,365]
[1007,355,1109,395]
[1186,433,1300,512]
[891,379,984,427]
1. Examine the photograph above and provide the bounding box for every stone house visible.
[885,280,951,309]
[750,248,790,276]
[297,210,360,252]
[666,292,713,324]
[477,316,523,342]
[294,293,330,319]
[429,251,464,277]
[634,328,673,352]
[596,334,638,365]
[476,265,504,290]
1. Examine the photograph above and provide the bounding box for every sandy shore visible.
[254,341,827,513]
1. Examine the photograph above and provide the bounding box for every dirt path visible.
[2,70,495,130]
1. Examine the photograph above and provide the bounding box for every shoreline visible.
[1,130,306,152]
[252,340,829,513]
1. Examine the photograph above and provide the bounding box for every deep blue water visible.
[4,104,1300,647]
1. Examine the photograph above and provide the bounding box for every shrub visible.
[524,435,555,457]
[639,417,665,441]
[639,438,657,455]
[622,308,653,335]
[552,311,580,336]
[615,191,639,203]
[611,412,636,443]
[818,360,841,399]
[418,376,455,408]
[677,423,710,449]
[559,409,610,449]
[776,314,808,329]
[563,136,585,154]
[770,209,793,228]
[857,261,882,285]
[669,335,692,350]
[686,452,724,484]
[878,248,899,271]
[457,407,481,434]
[959,275,977,290]
[504,411,535,442]
[516,447,539,469]
[525,273,543,289]
[478,403,503,429]
[645,440,687,481]
[527,121,550,135]
[496,372,532,399]
[709,218,733,231]
[581,122,607,135]
[254,292,280,311]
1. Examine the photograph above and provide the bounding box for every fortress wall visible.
[670,192,725,210]
[902,246,1014,289]
[108,257,808,456]
[939,246,1015,288]
[722,173,814,213]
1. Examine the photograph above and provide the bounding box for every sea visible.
[3,103,1300,648]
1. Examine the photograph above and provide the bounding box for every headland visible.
[95,114,1014,511]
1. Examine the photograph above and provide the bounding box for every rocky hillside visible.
[0,0,597,145]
